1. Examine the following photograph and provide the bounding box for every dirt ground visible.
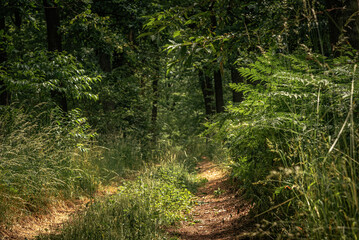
[0,185,118,240]
[166,160,254,240]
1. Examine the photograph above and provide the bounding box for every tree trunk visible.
[0,13,10,105]
[151,78,158,125]
[199,70,214,115]
[231,67,244,103]
[214,69,224,113]
[14,8,22,29]
[98,50,112,72]
[326,0,345,49]
[43,0,67,112]
[210,3,225,113]
[43,0,62,52]
[151,65,159,139]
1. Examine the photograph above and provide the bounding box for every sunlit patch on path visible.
[167,160,253,240]
[0,199,88,240]
[0,184,118,240]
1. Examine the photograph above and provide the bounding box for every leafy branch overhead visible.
[4,51,101,102]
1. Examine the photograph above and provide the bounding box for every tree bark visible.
[0,13,10,105]
[43,0,62,52]
[151,65,159,139]
[231,67,244,103]
[43,0,67,112]
[209,3,224,113]
[214,69,224,113]
[98,50,112,72]
[199,70,214,115]
[14,8,22,29]
[151,78,158,125]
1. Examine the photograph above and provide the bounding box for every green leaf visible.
[137,32,154,38]
[158,26,167,32]
[173,30,181,38]
[185,19,194,25]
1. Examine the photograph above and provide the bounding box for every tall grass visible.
[0,105,100,225]
[38,140,207,240]
[210,52,359,238]
[0,98,212,239]
[94,134,151,183]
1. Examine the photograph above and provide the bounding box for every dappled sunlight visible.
[167,161,253,240]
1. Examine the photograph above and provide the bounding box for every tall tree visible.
[151,75,159,130]
[0,2,10,105]
[345,0,359,49]
[231,67,244,103]
[151,62,160,139]
[213,68,224,113]
[12,2,22,30]
[43,0,67,112]
[199,69,214,116]
[210,2,224,113]
[43,0,62,52]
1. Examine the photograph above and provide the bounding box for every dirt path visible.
[167,161,253,240]
[0,185,118,240]
[0,198,89,240]
[1,162,253,240]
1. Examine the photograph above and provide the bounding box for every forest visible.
[0,0,358,239]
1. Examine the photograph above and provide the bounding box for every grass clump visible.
[0,105,100,225]
[93,135,151,183]
[39,147,202,240]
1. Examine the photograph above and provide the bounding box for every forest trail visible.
[0,199,89,240]
[167,160,253,240]
[1,161,253,240]
[0,185,118,240]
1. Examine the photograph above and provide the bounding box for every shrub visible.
[209,51,359,238]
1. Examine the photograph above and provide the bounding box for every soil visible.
[166,160,254,240]
[0,185,118,240]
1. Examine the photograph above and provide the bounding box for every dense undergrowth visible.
[0,104,101,225]
[38,140,206,240]
[0,101,209,238]
[209,51,359,239]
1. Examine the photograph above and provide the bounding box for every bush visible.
[209,51,359,238]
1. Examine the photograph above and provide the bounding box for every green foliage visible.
[87,67,151,136]
[39,144,202,240]
[3,0,358,239]
[0,105,100,225]
[3,50,100,105]
[118,164,194,225]
[63,9,123,54]
[209,50,359,238]
[158,70,207,142]
[94,135,151,183]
